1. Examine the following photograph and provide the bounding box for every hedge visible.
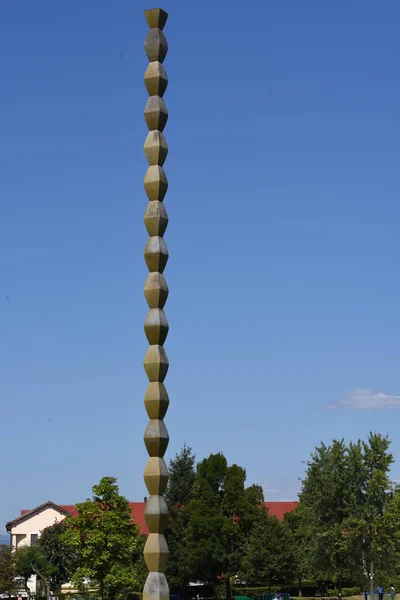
[232,588,279,597]
[327,588,361,597]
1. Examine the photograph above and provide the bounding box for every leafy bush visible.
[232,587,279,597]
[327,588,361,597]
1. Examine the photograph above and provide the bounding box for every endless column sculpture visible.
[143,8,170,600]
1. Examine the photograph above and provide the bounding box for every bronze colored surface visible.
[143,10,170,596]
[144,236,168,273]
[144,382,169,419]
[144,28,168,63]
[144,308,169,345]
[144,166,168,201]
[144,418,169,457]
[144,202,168,237]
[144,8,168,30]
[144,272,169,309]
[144,534,169,572]
[144,457,169,495]
[144,345,169,382]
[144,495,169,533]
[144,96,168,132]
[144,131,168,166]
[144,62,168,97]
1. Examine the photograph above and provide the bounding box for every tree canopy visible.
[298,432,397,592]
[62,476,141,600]
[0,545,18,596]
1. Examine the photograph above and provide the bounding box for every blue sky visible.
[1,0,400,531]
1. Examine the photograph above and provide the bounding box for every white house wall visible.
[11,506,67,549]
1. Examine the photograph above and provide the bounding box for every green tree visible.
[283,506,313,595]
[39,520,75,593]
[240,510,295,589]
[165,444,197,589]
[165,443,196,507]
[185,453,264,599]
[166,505,196,589]
[0,545,18,597]
[62,476,140,600]
[299,433,397,593]
[15,544,54,599]
[131,534,147,591]
[299,439,354,592]
[345,433,396,590]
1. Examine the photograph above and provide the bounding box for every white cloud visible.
[329,389,400,411]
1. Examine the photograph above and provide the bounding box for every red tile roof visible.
[264,501,298,521]
[18,501,298,536]
[60,503,147,534]
[59,505,79,518]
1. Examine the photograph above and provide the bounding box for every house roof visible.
[6,501,71,532]
[264,501,299,521]
[8,500,298,536]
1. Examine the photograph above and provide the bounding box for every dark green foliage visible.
[240,511,295,586]
[164,444,197,588]
[165,443,196,507]
[39,520,75,592]
[0,544,18,596]
[165,505,192,588]
[184,453,230,584]
[15,544,54,598]
[327,587,361,596]
[283,507,313,594]
[183,452,264,595]
[131,535,147,591]
[232,586,278,596]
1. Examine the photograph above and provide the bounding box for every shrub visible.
[232,587,279,597]
[327,588,361,597]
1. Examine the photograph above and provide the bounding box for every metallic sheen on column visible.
[143,8,170,600]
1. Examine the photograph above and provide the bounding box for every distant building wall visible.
[11,506,66,550]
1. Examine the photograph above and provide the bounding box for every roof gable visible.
[6,501,70,532]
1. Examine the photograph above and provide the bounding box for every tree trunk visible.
[100,579,105,600]
[298,576,302,597]
[338,577,342,600]
[32,565,50,600]
[225,576,231,600]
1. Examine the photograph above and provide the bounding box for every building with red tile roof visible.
[4,498,298,596]
[8,500,298,539]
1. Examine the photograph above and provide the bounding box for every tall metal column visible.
[142,8,170,600]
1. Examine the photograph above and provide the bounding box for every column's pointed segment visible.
[144,165,168,201]
[144,62,168,97]
[144,96,168,131]
[144,456,169,495]
[145,495,169,533]
[144,382,169,419]
[144,8,168,30]
[144,418,169,457]
[144,202,168,237]
[144,131,168,166]
[144,534,169,572]
[143,572,169,600]
[144,345,169,382]
[144,28,168,63]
